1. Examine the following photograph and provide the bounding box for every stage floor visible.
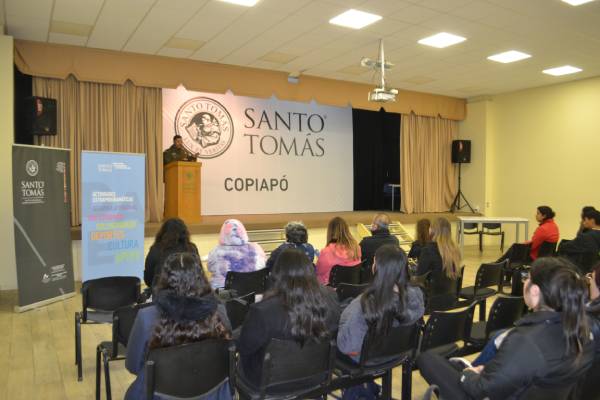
[70,210,479,240]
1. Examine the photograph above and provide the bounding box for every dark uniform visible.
[163,144,197,165]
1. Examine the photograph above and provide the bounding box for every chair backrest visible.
[577,252,600,274]
[261,338,335,392]
[225,292,254,330]
[509,243,532,264]
[420,303,476,352]
[336,283,369,302]
[482,223,501,231]
[224,268,270,296]
[473,261,505,294]
[462,223,479,233]
[145,339,230,399]
[329,264,361,287]
[81,276,140,315]
[537,241,557,258]
[360,322,420,368]
[485,295,525,338]
[425,266,463,313]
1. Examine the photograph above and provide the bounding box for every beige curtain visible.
[33,75,164,225]
[400,112,458,213]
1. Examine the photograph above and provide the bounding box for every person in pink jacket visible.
[316,217,362,285]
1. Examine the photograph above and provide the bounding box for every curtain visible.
[400,112,457,213]
[353,108,401,210]
[32,75,164,225]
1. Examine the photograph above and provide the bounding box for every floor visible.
[0,241,506,400]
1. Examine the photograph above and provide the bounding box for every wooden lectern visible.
[164,161,202,224]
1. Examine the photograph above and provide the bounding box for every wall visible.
[0,34,17,290]
[464,76,600,244]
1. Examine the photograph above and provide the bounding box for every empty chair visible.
[479,223,505,252]
[145,339,232,400]
[233,338,336,399]
[460,222,479,238]
[462,295,525,355]
[75,276,140,380]
[225,292,255,331]
[224,268,270,298]
[537,241,557,258]
[336,283,368,303]
[329,264,362,287]
[419,302,476,358]
[459,261,504,321]
[333,323,420,400]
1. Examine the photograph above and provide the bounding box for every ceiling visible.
[2,0,600,98]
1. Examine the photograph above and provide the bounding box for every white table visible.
[456,216,529,253]
[390,184,401,211]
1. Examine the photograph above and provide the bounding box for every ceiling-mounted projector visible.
[362,39,398,102]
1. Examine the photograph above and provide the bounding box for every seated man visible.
[559,209,600,271]
[163,134,197,165]
[359,213,399,281]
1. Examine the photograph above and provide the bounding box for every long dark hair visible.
[528,257,590,357]
[149,252,230,349]
[154,218,195,253]
[415,218,431,245]
[266,248,329,343]
[360,245,408,335]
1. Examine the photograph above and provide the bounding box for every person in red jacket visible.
[527,206,560,260]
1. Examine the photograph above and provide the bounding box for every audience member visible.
[577,206,597,235]
[415,217,461,281]
[359,213,399,282]
[266,221,317,269]
[417,257,595,400]
[558,209,600,269]
[144,218,199,288]
[207,219,266,289]
[408,218,431,259]
[316,217,362,285]
[126,252,232,400]
[238,248,340,388]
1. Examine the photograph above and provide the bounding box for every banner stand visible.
[14,292,76,313]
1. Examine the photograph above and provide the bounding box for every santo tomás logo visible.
[26,160,39,177]
[174,97,234,159]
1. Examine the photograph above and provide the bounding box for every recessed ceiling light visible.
[418,32,466,48]
[487,50,531,63]
[329,9,382,29]
[542,65,582,76]
[562,0,595,6]
[218,0,259,6]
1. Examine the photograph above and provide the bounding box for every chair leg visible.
[75,312,83,381]
[103,350,112,400]
[95,346,101,400]
[501,233,505,252]
[401,361,413,400]
[479,299,487,322]
[478,232,483,252]
[381,369,393,400]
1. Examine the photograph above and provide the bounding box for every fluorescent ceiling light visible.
[487,50,531,63]
[418,32,466,48]
[218,0,259,6]
[329,9,382,29]
[542,65,582,76]
[562,0,595,5]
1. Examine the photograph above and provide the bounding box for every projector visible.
[368,87,398,102]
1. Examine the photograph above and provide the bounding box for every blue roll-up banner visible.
[81,151,145,281]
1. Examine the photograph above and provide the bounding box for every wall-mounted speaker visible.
[24,96,57,136]
[451,139,471,163]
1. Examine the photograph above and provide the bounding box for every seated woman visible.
[417,257,595,400]
[337,244,424,362]
[125,252,232,400]
[144,218,199,288]
[207,219,266,289]
[238,248,340,388]
[498,206,559,263]
[415,217,462,303]
[266,221,317,269]
[315,216,362,285]
[408,218,431,259]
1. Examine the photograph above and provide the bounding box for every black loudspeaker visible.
[25,96,57,136]
[451,140,471,163]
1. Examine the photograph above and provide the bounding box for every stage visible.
[70,210,479,240]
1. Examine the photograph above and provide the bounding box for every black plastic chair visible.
[224,268,270,298]
[537,241,557,258]
[424,266,464,314]
[329,264,361,287]
[96,303,150,400]
[500,243,531,292]
[233,338,336,400]
[460,222,479,238]
[419,302,476,359]
[225,292,255,331]
[75,276,141,381]
[479,223,505,252]
[459,261,505,321]
[145,339,232,400]
[332,323,420,400]
[462,295,524,355]
[336,283,368,302]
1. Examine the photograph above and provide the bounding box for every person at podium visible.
[163,135,197,164]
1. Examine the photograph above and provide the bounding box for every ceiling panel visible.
[176,1,246,41]
[6,0,52,20]
[49,32,88,46]
[53,0,104,25]
[7,15,49,41]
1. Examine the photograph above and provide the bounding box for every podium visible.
[164,161,202,224]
